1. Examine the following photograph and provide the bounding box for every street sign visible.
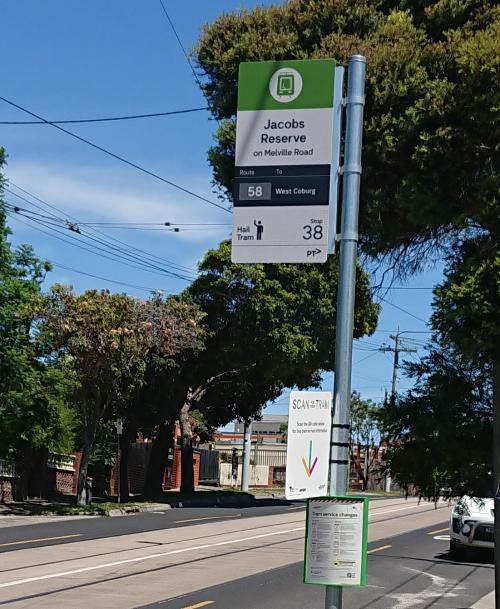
[232,59,336,263]
[304,496,369,587]
[285,391,332,500]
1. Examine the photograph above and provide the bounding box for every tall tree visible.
[163,240,379,493]
[0,149,76,498]
[41,286,203,504]
[379,341,492,499]
[196,0,498,273]
[350,391,380,491]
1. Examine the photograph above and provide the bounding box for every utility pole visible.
[325,54,366,609]
[115,418,123,503]
[379,329,417,398]
[241,419,252,492]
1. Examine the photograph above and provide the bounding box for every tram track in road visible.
[0,499,448,577]
[0,500,455,609]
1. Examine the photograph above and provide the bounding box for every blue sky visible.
[1,0,442,414]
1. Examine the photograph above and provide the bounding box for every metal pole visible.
[241,419,252,492]
[493,362,500,609]
[117,433,121,504]
[325,54,366,609]
[391,329,400,398]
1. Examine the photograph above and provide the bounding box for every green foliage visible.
[40,284,204,502]
[182,239,379,427]
[196,1,499,270]
[0,149,76,462]
[432,238,499,361]
[350,391,379,447]
[379,341,492,497]
[41,287,204,427]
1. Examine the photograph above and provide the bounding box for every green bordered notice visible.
[304,496,369,587]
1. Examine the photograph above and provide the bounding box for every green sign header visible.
[237,59,336,112]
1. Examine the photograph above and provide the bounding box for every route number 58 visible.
[302,225,323,240]
[247,185,263,197]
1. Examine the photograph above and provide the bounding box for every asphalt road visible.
[0,496,402,553]
[0,501,302,552]
[136,526,494,609]
[0,498,490,609]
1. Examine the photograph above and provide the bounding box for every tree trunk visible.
[179,402,194,494]
[143,422,171,499]
[34,447,49,499]
[119,426,133,503]
[351,447,366,490]
[77,420,99,506]
[364,444,369,491]
[17,447,34,501]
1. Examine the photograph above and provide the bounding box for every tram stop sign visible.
[232,59,336,264]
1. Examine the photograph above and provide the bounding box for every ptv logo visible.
[307,248,322,257]
[302,440,318,478]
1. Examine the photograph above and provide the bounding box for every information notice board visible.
[304,496,369,587]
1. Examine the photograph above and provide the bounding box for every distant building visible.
[233,414,288,441]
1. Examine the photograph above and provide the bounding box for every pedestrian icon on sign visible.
[254,220,264,240]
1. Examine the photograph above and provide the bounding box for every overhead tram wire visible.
[6,183,198,276]
[0,107,208,125]
[77,221,231,227]
[0,96,231,215]
[49,260,164,293]
[8,212,194,283]
[5,200,198,281]
[377,296,429,324]
[5,205,227,234]
[157,0,205,91]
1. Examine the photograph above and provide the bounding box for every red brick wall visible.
[55,470,75,495]
[168,448,200,490]
[0,477,15,502]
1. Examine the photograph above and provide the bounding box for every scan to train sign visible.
[231,59,336,263]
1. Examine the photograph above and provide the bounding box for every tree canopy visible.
[0,150,77,496]
[40,285,204,503]
[379,340,492,498]
[196,0,499,270]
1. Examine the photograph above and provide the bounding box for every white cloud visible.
[5,160,232,243]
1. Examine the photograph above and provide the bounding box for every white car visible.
[449,496,495,557]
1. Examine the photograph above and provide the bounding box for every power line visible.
[372,329,433,334]
[0,95,231,214]
[0,107,208,125]
[78,221,231,227]
[379,329,417,397]
[157,0,204,91]
[5,201,193,279]
[8,213,194,282]
[379,286,434,290]
[377,296,428,324]
[6,183,198,276]
[49,260,164,293]
[6,205,228,233]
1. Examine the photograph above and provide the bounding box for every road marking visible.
[372,505,436,516]
[433,534,450,541]
[0,534,82,548]
[367,544,392,554]
[181,602,214,609]
[0,527,304,588]
[288,505,305,510]
[174,514,241,524]
[427,527,449,535]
